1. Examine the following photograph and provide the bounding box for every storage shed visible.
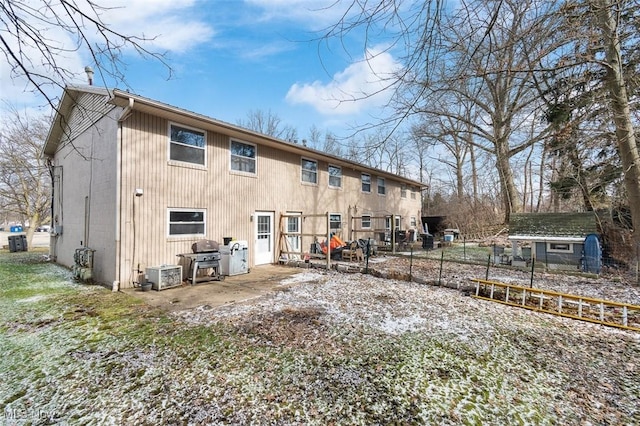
[508,212,600,272]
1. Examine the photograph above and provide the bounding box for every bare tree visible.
[413,0,560,222]
[0,106,52,248]
[321,0,561,223]
[323,0,640,236]
[1,0,170,109]
[591,0,640,242]
[237,109,298,141]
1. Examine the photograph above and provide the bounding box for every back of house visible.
[43,86,424,288]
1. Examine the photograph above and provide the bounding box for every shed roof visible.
[508,212,598,240]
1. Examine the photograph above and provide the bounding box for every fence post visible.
[485,254,491,281]
[530,257,535,288]
[365,239,370,275]
[438,250,444,285]
[409,246,413,280]
[463,237,466,261]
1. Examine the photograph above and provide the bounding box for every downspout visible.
[114,97,134,291]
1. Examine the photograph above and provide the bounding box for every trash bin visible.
[421,234,434,250]
[8,235,27,252]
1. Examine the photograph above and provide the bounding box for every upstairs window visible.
[411,189,417,200]
[168,209,205,236]
[361,215,371,229]
[361,173,371,193]
[401,185,407,198]
[170,124,205,166]
[377,177,386,195]
[230,140,256,174]
[301,158,318,184]
[328,165,342,188]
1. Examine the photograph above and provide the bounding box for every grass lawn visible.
[1,250,638,425]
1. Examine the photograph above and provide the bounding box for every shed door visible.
[255,212,274,265]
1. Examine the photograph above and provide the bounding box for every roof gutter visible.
[118,97,134,122]
[508,236,586,243]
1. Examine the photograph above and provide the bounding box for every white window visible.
[301,158,318,184]
[377,177,386,195]
[329,214,342,232]
[411,189,417,200]
[328,164,342,188]
[169,123,206,166]
[361,173,371,193]
[168,209,205,236]
[401,185,407,198]
[410,217,417,227]
[230,140,256,174]
[547,242,573,253]
[361,215,371,229]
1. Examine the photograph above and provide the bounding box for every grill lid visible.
[192,239,220,253]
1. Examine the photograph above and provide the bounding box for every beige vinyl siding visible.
[116,111,421,286]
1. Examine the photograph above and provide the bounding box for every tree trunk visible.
[495,136,522,223]
[595,0,640,244]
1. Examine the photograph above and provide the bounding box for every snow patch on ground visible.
[17,295,49,303]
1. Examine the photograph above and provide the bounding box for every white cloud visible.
[245,0,349,28]
[285,46,402,116]
[0,0,213,108]
[91,0,214,53]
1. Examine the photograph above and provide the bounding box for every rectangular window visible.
[361,215,371,229]
[547,242,573,253]
[411,189,417,200]
[168,209,205,236]
[286,214,301,253]
[328,164,342,188]
[410,217,417,227]
[361,173,371,193]
[377,177,386,195]
[401,185,407,198]
[170,124,205,165]
[301,158,318,184]
[329,214,342,232]
[230,140,256,174]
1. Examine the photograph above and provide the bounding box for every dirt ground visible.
[123,264,304,312]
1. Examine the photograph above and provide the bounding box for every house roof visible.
[508,212,598,242]
[44,85,426,189]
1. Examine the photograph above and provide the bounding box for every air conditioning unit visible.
[146,265,182,291]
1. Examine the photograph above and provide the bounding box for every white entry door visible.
[254,211,274,265]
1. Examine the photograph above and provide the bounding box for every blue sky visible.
[1,0,403,142]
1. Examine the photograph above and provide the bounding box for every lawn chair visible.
[342,241,363,262]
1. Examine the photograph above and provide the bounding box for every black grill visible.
[177,239,223,285]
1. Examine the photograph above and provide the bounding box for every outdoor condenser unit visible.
[146,265,183,291]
